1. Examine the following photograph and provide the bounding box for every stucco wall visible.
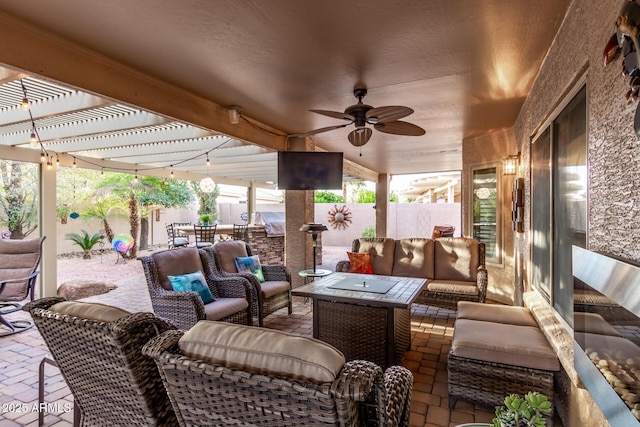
[465,1,635,425]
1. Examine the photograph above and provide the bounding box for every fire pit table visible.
[292,272,425,368]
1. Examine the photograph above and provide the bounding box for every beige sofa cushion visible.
[391,238,435,279]
[427,280,478,296]
[153,247,205,291]
[50,301,130,323]
[179,321,345,384]
[353,238,395,275]
[434,238,479,282]
[214,241,249,273]
[457,301,538,327]
[452,319,560,371]
[203,298,249,321]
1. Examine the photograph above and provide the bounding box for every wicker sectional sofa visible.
[336,237,488,309]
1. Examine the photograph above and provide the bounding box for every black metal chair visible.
[166,223,189,249]
[232,223,248,241]
[193,224,216,248]
[173,222,192,243]
[0,236,45,336]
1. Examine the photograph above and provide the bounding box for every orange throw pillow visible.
[347,252,373,274]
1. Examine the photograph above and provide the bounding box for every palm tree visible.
[98,173,192,257]
[81,196,126,243]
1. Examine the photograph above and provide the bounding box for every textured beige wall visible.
[465,1,635,425]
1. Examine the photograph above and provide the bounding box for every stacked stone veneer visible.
[246,227,284,265]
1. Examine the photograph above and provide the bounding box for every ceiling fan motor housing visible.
[345,103,372,129]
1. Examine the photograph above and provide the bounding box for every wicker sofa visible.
[143,320,413,426]
[336,237,487,309]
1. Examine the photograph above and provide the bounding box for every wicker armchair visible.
[203,241,292,326]
[138,247,253,330]
[143,321,413,427]
[0,236,45,336]
[23,297,178,426]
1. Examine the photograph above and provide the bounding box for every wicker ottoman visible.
[448,302,560,422]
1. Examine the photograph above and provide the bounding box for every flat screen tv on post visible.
[277,151,343,190]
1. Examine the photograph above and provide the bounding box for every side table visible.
[298,269,333,281]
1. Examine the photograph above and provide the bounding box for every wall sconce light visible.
[228,106,241,124]
[503,152,521,175]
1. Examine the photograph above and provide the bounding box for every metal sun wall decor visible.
[327,205,352,230]
[604,0,640,135]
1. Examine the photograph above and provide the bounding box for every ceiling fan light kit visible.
[298,86,425,150]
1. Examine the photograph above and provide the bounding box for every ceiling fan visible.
[293,87,426,147]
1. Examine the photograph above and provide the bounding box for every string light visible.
[20,80,233,180]
[56,155,60,168]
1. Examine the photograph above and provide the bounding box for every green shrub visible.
[361,226,375,238]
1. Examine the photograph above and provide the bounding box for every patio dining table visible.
[174,224,236,238]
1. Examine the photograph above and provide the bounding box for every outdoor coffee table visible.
[292,272,426,368]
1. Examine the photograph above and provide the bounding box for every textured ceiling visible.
[0,0,571,182]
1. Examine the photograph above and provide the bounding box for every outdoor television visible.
[277,151,343,190]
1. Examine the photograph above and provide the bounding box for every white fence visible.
[54,201,460,254]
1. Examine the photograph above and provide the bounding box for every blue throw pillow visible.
[168,270,215,304]
[235,255,265,282]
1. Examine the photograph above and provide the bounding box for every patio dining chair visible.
[232,223,248,241]
[173,221,191,242]
[23,297,178,426]
[193,224,216,248]
[0,236,45,336]
[203,240,292,327]
[166,223,189,249]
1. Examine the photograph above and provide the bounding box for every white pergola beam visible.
[0,90,112,126]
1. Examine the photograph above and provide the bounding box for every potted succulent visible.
[492,392,551,427]
[199,213,212,226]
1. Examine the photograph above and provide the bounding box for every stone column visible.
[285,137,315,288]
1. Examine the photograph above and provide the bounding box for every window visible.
[471,166,500,263]
[530,84,586,323]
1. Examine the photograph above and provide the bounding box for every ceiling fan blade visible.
[374,120,425,136]
[310,109,355,121]
[366,106,413,123]
[289,123,350,138]
[347,128,373,146]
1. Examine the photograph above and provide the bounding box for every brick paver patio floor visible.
[0,273,497,427]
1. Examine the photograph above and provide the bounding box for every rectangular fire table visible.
[292,272,426,368]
